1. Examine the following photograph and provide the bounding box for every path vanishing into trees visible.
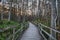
[18,22,44,40]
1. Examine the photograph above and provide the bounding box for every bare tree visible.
[1,0,4,20]
[50,0,58,40]
[8,0,13,21]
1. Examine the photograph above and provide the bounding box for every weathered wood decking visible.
[18,22,43,40]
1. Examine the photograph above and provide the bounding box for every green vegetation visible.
[0,20,19,28]
[32,18,51,34]
[32,18,51,27]
[0,20,19,40]
[0,20,28,40]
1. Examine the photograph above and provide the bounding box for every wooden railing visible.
[32,22,60,40]
[0,22,29,40]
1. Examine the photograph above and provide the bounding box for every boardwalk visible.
[18,22,43,40]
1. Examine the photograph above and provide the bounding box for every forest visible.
[0,0,60,40]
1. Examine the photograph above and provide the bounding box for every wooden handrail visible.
[32,22,60,40]
[0,22,29,40]
[0,24,19,32]
[39,23,60,33]
[41,28,56,40]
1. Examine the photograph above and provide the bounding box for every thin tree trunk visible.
[38,0,40,17]
[1,0,4,20]
[1,10,4,20]
[50,0,57,40]
[8,1,12,21]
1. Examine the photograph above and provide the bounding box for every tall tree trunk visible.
[8,0,12,21]
[50,0,57,40]
[1,10,4,20]
[38,0,40,17]
[1,0,4,20]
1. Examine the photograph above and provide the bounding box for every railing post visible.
[12,27,15,40]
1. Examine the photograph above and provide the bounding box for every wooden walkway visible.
[18,22,43,40]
